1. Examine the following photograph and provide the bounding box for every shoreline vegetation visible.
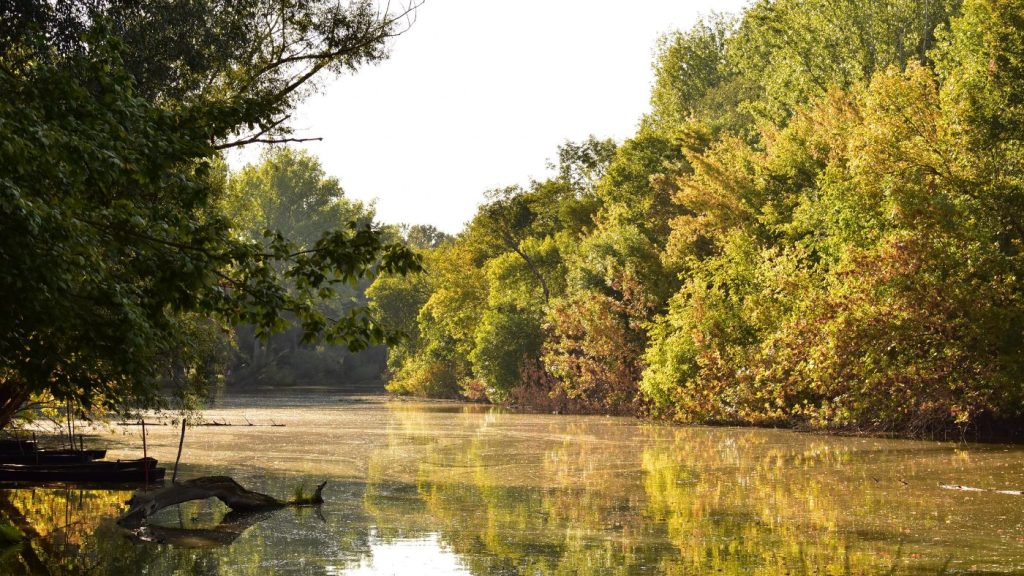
[368,0,1024,442]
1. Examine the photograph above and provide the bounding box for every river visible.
[1,394,1022,575]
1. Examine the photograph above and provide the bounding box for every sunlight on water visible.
[1,394,1023,575]
[327,533,471,576]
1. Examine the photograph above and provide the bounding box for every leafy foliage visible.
[222,148,400,388]
[0,1,420,426]
[369,0,1024,437]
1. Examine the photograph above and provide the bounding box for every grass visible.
[290,483,311,503]
[0,521,23,545]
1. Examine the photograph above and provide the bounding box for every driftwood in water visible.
[118,475,326,528]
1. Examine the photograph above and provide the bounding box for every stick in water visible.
[66,399,73,449]
[172,418,186,484]
[142,419,149,487]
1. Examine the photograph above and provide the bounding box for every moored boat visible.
[0,449,107,465]
[0,440,37,453]
[0,458,165,483]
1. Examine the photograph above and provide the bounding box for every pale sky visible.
[233,0,749,233]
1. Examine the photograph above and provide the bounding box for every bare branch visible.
[243,1,422,90]
[215,136,323,150]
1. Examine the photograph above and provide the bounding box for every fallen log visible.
[118,476,326,528]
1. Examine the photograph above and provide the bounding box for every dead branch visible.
[118,476,326,528]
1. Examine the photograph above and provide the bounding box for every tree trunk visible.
[0,383,31,431]
[251,336,262,367]
[511,245,550,303]
[118,476,326,528]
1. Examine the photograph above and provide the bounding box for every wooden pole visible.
[70,399,75,448]
[141,419,148,486]
[172,419,186,484]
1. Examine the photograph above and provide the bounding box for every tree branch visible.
[215,136,322,150]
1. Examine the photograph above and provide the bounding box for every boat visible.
[0,440,37,452]
[0,458,165,483]
[0,449,107,465]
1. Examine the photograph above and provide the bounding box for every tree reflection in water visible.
[362,405,1006,575]
[0,400,1020,574]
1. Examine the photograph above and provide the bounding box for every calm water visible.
[1,394,1023,575]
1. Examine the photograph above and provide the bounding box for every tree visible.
[0,2,421,428]
[223,148,373,248]
[467,237,563,402]
[646,14,739,131]
[475,187,553,303]
[1,0,417,144]
[546,136,618,196]
[544,220,666,413]
[363,0,1024,437]
[400,224,454,250]
[728,0,955,122]
[222,148,392,387]
[389,241,488,398]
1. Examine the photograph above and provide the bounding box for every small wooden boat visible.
[0,440,37,453]
[0,449,107,465]
[0,458,165,483]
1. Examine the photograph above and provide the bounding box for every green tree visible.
[646,15,740,132]
[400,224,453,250]
[0,2,420,427]
[366,0,1024,437]
[381,240,487,398]
[224,148,373,248]
[222,148,392,387]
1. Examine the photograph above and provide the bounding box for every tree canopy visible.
[0,0,421,427]
[369,0,1024,438]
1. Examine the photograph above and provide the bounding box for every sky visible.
[232,0,749,233]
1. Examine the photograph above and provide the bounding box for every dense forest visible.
[369,0,1024,437]
[3,0,1024,440]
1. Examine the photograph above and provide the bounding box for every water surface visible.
[1,395,1022,575]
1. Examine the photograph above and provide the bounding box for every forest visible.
[369,0,1024,438]
[3,0,1024,440]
